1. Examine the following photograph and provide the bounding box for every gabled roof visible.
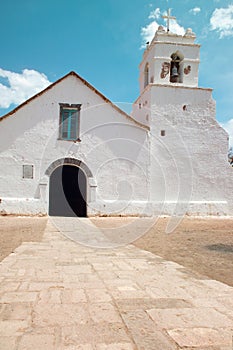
[0,71,149,130]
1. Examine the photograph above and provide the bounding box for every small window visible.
[161,130,165,136]
[144,63,149,88]
[23,165,34,179]
[59,103,81,140]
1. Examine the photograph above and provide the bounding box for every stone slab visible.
[167,327,232,348]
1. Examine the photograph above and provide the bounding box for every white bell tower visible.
[139,25,200,93]
[132,10,232,216]
[132,11,202,126]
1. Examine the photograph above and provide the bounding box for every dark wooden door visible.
[49,165,87,217]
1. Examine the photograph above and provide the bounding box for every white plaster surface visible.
[0,74,149,216]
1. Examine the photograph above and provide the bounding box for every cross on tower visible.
[162,9,176,32]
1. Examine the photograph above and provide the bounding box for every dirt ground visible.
[0,217,47,262]
[134,217,233,287]
[0,216,233,287]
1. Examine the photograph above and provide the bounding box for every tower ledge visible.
[148,27,197,48]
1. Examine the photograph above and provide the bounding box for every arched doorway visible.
[49,165,87,217]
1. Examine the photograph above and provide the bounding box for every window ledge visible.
[57,138,81,142]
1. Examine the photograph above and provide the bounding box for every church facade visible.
[0,25,232,217]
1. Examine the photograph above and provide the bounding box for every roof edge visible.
[0,71,149,130]
[0,72,73,122]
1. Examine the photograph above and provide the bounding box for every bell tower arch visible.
[170,51,184,83]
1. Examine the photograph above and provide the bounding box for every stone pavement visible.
[0,218,233,350]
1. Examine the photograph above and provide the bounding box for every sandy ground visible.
[134,217,233,287]
[0,217,47,262]
[0,216,233,287]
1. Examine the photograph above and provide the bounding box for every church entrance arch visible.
[46,158,93,217]
[49,164,87,217]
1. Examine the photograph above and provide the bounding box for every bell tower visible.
[139,25,200,93]
[132,10,232,216]
[132,11,201,126]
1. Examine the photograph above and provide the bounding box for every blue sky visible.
[1,0,233,143]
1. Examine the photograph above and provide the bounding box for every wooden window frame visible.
[59,103,81,141]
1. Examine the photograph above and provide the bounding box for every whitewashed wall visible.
[0,74,150,215]
[148,85,233,215]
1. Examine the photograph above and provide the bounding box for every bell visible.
[172,66,179,77]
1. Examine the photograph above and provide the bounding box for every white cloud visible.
[141,8,185,48]
[210,5,233,38]
[222,119,233,147]
[149,8,161,20]
[189,7,201,15]
[141,21,160,48]
[168,21,185,36]
[0,68,51,109]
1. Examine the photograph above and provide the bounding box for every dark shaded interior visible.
[49,165,87,217]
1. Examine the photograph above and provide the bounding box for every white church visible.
[0,19,232,217]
